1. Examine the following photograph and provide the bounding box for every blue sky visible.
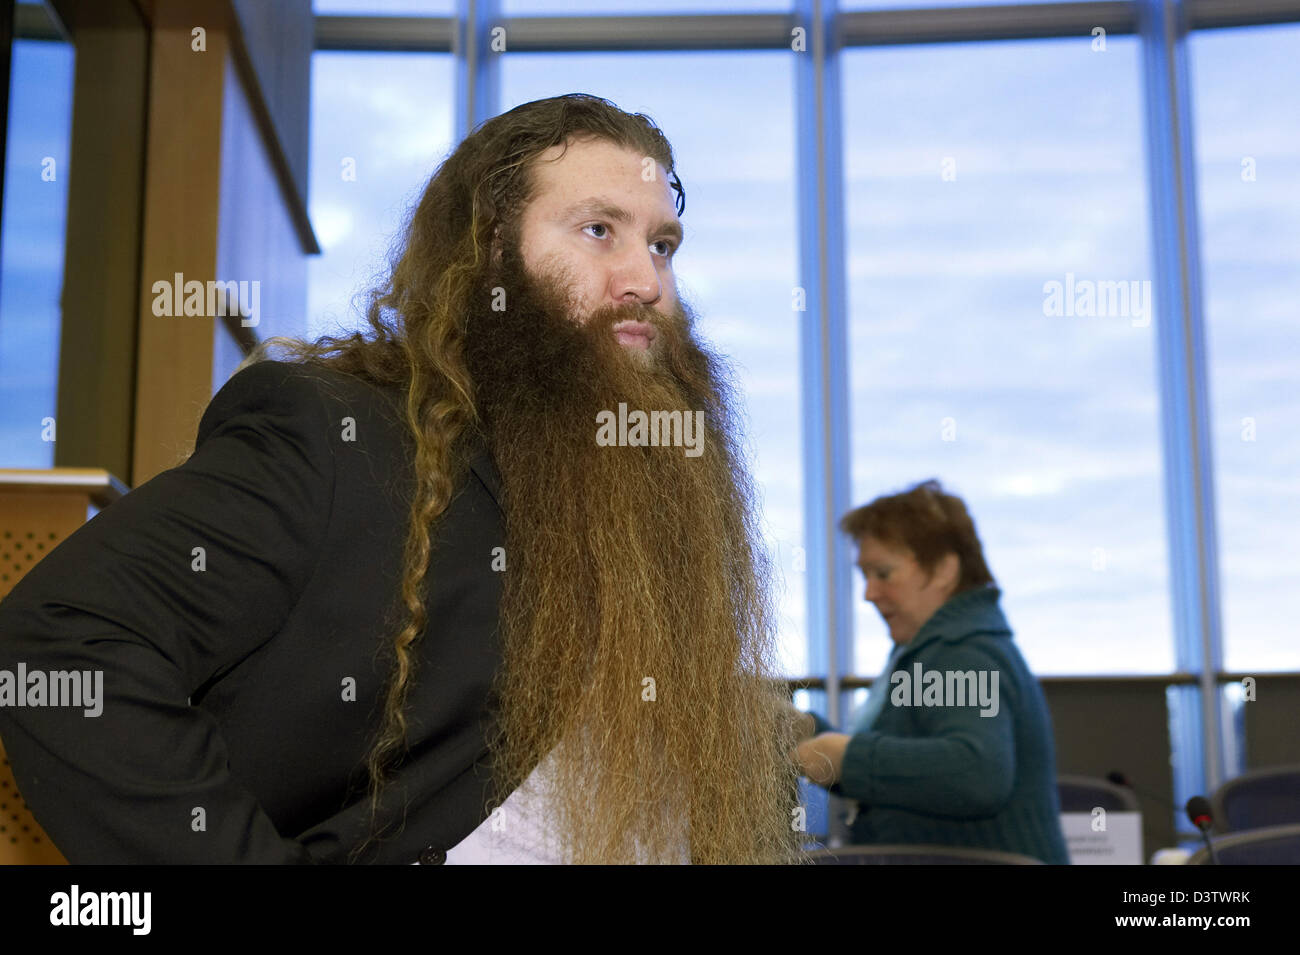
[0,40,73,472]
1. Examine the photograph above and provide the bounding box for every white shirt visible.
[441,754,563,864]
[413,749,691,864]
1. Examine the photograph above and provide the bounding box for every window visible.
[502,0,791,13]
[842,37,1170,676]
[308,52,455,340]
[313,0,452,15]
[0,39,75,469]
[1189,23,1300,674]
[844,0,1106,8]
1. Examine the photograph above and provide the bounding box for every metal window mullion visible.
[795,0,853,727]
[1138,0,1226,798]
[310,4,1300,53]
[455,0,499,141]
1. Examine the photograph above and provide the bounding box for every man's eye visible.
[584,224,675,260]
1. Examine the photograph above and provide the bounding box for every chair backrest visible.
[1188,823,1300,865]
[1211,764,1300,833]
[1057,774,1140,812]
[806,844,1043,865]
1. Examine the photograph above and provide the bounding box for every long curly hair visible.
[239,94,687,860]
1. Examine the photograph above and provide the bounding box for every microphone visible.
[1185,795,1219,864]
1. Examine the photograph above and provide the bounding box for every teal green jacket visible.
[811,585,1070,864]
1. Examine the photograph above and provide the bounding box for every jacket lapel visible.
[466,440,503,511]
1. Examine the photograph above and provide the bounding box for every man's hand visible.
[795,732,851,787]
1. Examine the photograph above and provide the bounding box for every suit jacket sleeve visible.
[0,360,338,863]
[835,644,1017,818]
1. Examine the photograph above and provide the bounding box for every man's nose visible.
[609,248,663,306]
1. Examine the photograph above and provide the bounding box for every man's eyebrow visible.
[561,197,684,246]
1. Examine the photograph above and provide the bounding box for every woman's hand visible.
[795,732,851,787]
[792,709,818,742]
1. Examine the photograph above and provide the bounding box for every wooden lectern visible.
[0,468,129,865]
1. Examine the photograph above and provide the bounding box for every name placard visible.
[1061,811,1144,864]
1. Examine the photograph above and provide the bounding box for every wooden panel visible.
[1042,680,1176,857]
[1244,676,1300,769]
[0,495,80,601]
[53,0,148,481]
[0,480,105,865]
[132,0,230,482]
[0,744,68,864]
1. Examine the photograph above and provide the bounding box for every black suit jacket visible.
[0,359,506,863]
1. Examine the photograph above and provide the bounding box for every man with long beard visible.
[0,94,804,865]
[457,206,793,864]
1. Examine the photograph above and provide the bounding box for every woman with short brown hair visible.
[797,479,1070,864]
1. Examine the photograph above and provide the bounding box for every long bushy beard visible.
[461,246,803,864]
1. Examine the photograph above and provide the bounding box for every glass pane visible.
[308,52,454,340]
[501,52,808,677]
[502,0,792,14]
[313,0,453,15]
[843,37,1171,676]
[0,40,75,469]
[1189,24,1300,674]
[845,1,1103,8]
